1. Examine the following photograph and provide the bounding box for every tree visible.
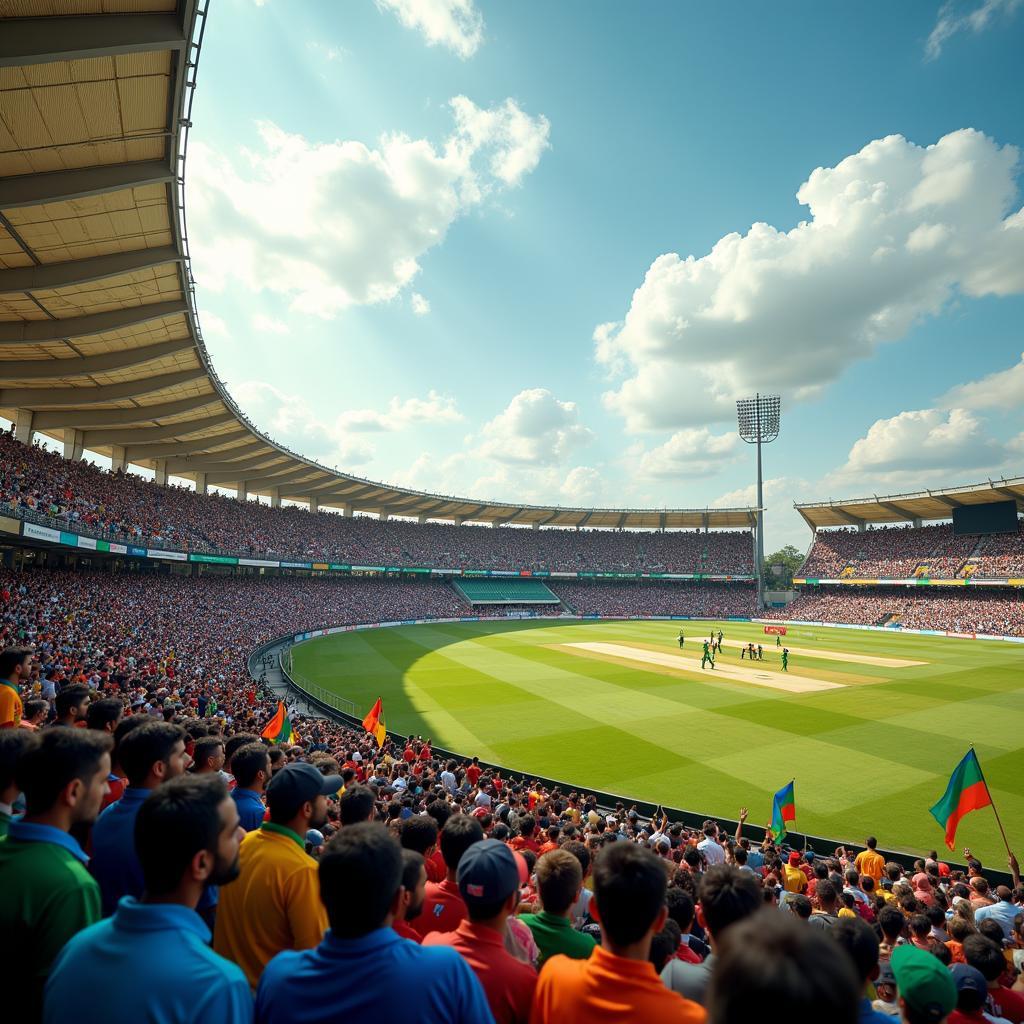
[763,545,805,587]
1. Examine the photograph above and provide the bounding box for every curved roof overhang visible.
[0,2,757,531]
[795,478,1024,530]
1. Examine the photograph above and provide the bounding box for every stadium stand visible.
[800,522,1024,580]
[0,432,755,575]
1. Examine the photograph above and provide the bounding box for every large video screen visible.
[952,500,1019,536]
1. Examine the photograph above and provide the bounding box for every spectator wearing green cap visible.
[889,945,956,1024]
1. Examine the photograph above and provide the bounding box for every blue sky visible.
[185,0,1024,550]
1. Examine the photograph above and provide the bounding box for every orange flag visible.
[362,697,386,748]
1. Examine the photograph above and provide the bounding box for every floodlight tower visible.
[736,394,781,611]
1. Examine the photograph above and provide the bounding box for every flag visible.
[770,780,796,842]
[362,697,386,748]
[930,749,992,851]
[261,701,298,745]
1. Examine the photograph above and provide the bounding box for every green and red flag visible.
[930,749,992,851]
[362,697,386,748]
[261,701,299,745]
[770,780,796,842]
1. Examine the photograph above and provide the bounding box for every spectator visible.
[946,963,994,1024]
[809,880,841,931]
[255,822,493,1024]
[855,837,886,883]
[85,697,123,735]
[963,934,1024,1023]
[531,841,705,1022]
[192,735,225,775]
[889,945,957,1024]
[0,646,32,728]
[662,864,762,1005]
[53,685,90,729]
[411,814,484,938]
[229,742,270,832]
[973,885,1020,942]
[339,783,376,825]
[519,849,596,964]
[20,698,48,731]
[707,910,860,1024]
[0,728,112,1018]
[43,775,250,1024]
[0,727,36,836]
[90,722,190,916]
[830,916,893,1024]
[213,761,335,987]
[423,839,537,1024]
[697,824,726,866]
[783,851,809,894]
[400,814,441,882]
[394,849,427,942]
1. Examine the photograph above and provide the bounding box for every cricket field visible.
[291,618,1023,864]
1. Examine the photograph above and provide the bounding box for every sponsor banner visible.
[351,565,386,572]
[405,567,430,574]
[109,542,128,555]
[763,625,787,635]
[752,618,1024,644]
[76,536,98,551]
[148,549,187,561]
[281,561,312,569]
[190,553,238,565]
[489,570,519,577]
[59,531,77,546]
[128,545,147,557]
[459,616,480,622]
[329,563,351,571]
[238,558,279,568]
[430,567,461,575]
[312,562,329,571]
[23,522,62,544]
[549,571,576,578]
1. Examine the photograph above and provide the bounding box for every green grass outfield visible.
[292,618,1024,864]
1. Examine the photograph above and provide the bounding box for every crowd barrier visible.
[247,619,1010,885]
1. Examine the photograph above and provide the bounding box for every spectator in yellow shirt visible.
[213,761,338,987]
[0,646,32,729]
[782,852,809,894]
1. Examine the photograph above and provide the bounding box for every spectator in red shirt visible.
[411,814,484,938]
[423,839,537,1024]
[394,850,427,943]
[466,758,482,788]
[510,815,540,854]
[964,934,1024,1023]
[401,814,442,881]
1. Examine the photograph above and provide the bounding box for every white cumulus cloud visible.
[477,388,594,465]
[189,96,549,319]
[941,352,1024,410]
[234,381,376,468]
[633,428,741,479]
[596,129,1024,432]
[251,313,290,334]
[376,0,484,59]
[337,391,463,432]
[925,0,1022,60]
[411,292,431,315]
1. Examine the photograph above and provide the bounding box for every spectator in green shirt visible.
[520,848,596,965]
[0,728,112,1020]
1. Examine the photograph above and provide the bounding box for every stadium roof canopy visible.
[795,478,1024,530]
[0,1,756,532]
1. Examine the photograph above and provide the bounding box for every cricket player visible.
[781,648,789,672]
[701,640,714,670]
[678,631,685,649]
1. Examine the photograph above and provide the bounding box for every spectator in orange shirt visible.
[530,841,706,1023]
[0,646,32,729]
[854,837,886,883]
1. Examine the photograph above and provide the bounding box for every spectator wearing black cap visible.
[662,863,762,1005]
[255,823,493,1024]
[90,722,190,916]
[947,963,993,1024]
[707,910,860,1024]
[0,728,112,1019]
[213,761,337,987]
[531,842,705,1023]
[423,838,537,1024]
[44,775,250,1024]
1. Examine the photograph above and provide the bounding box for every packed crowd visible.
[2,645,1023,1024]
[802,523,1024,580]
[552,581,756,619]
[0,432,753,574]
[769,587,1024,637]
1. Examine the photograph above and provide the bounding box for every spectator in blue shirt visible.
[45,774,251,1024]
[90,722,190,915]
[229,742,270,832]
[256,822,495,1024]
[974,884,1022,941]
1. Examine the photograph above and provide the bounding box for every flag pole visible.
[973,746,1013,860]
